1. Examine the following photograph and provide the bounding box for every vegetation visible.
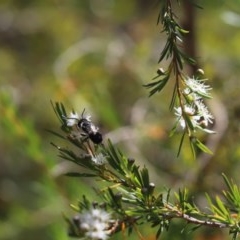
[1,0,240,239]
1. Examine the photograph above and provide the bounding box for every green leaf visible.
[183,112,195,131]
[194,138,213,154]
[47,129,66,140]
[65,172,97,177]
[131,165,143,188]
[143,75,169,97]
[177,132,185,157]
[189,138,197,160]
[205,193,214,213]
[158,41,171,63]
[215,196,229,217]
[179,50,196,66]
[176,27,189,34]
[169,118,179,137]
[140,167,150,188]
[222,174,240,210]
[188,224,201,234]
[156,226,162,239]
[105,140,125,175]
[169,83,177,111]
[189,0,203,9]
[222,174,235,195]
[51,101,66,125]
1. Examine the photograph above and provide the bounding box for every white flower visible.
[92,153,107,165]
[66,112,79,126]
[184,76,212,98]
[175,105,200,129]
[91,209,111,222]
[175,101,214,131]
[65,110,93,127]
[183,87,202,101]
[195,100,214,127]
[85,113,91,122]
[79,208,111,240]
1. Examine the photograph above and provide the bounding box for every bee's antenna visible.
[81,108,86,118]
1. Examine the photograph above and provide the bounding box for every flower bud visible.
[148,182,155,195]
[127,158,135,168]
[196,68,204,75]
[157,68,165,75]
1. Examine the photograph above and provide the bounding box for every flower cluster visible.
[184,76,212,99]
[175,76,214,133]
[78,208,112,240]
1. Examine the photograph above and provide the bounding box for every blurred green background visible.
[1,0,240,239]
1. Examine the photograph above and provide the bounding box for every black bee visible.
[76,109,103,144]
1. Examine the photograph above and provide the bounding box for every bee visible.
[77,109,103,144]
[65,109,103,144]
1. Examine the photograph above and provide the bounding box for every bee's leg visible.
[80,133,94,156]
[80,133,89,142]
